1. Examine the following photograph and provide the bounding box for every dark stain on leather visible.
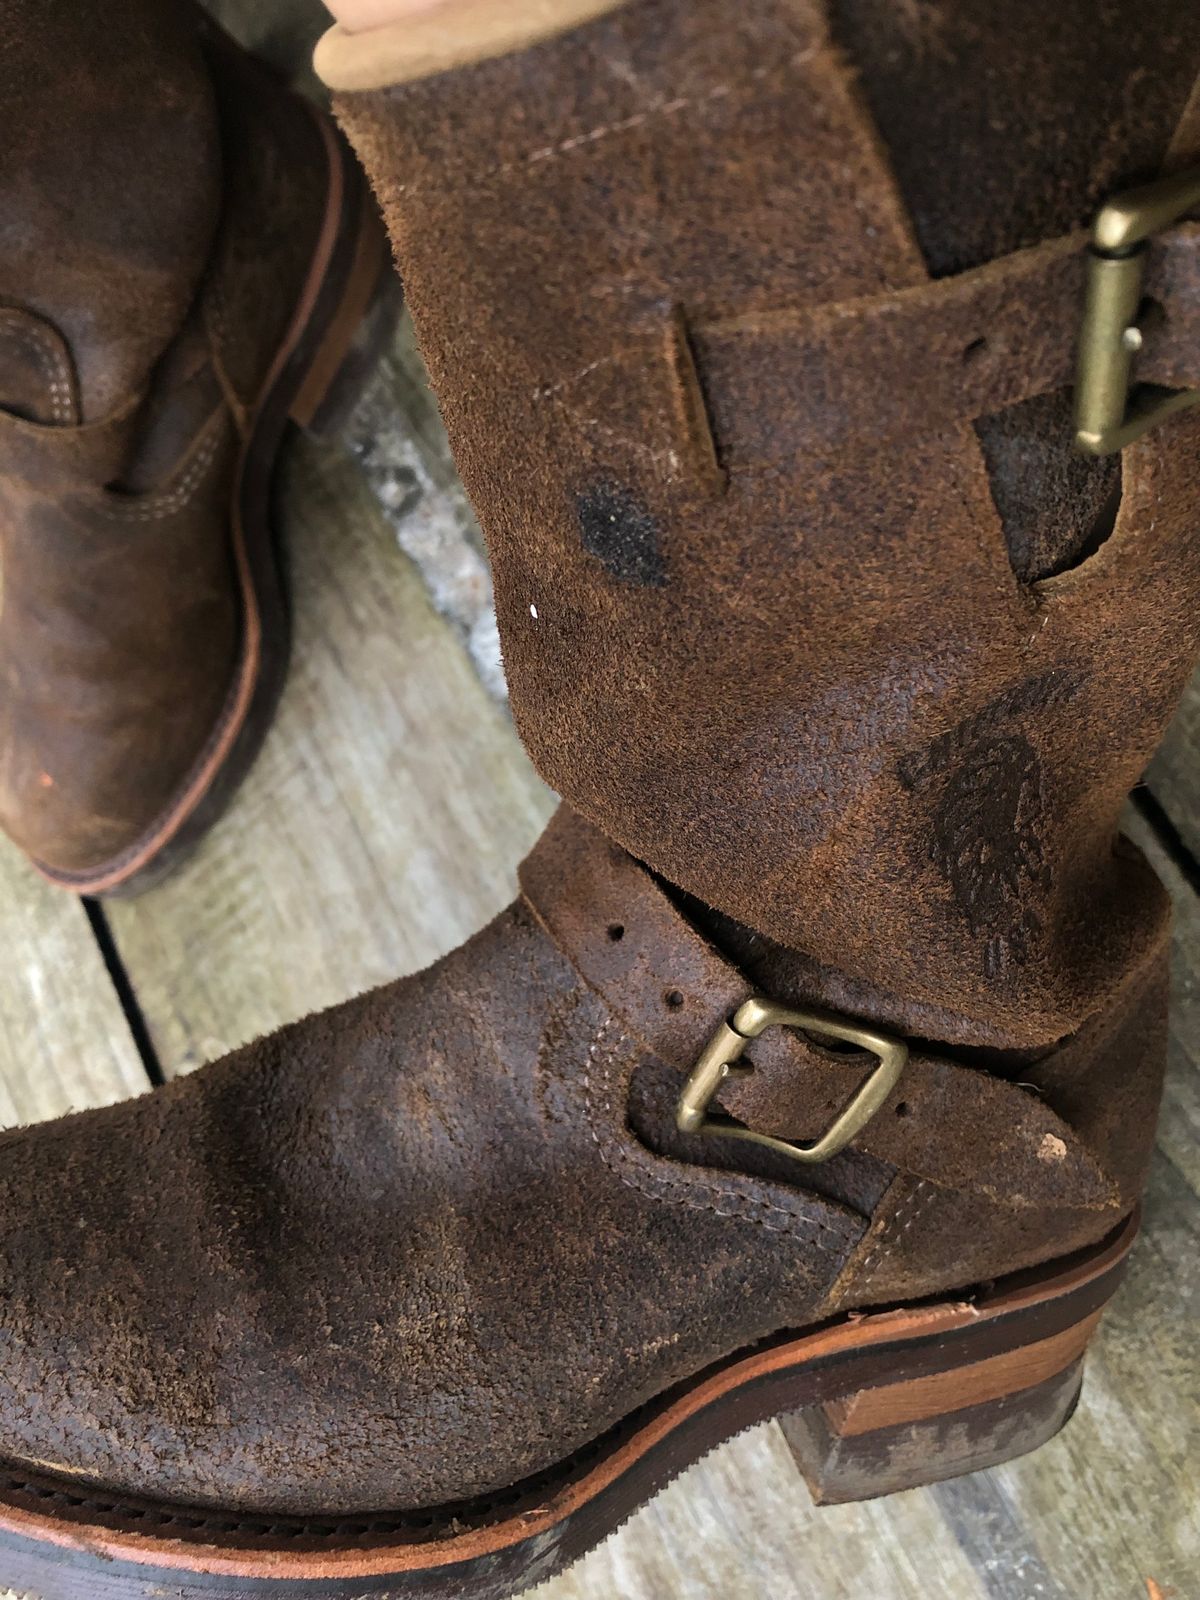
[899,676,1079,976]
[926,729,1047,978]
[576,481,666,588]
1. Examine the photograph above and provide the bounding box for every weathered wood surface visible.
[0,844,147,1131]
[104,430,549,1073]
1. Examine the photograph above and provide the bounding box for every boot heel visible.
[289,195,401,442]
[780,1308,1102,1505]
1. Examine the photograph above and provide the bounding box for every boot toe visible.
[0,1085,227,1500]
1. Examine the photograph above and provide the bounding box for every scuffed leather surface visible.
[687,227,1200,471]
[200,34,329,418]
[335,0,1200,1054]
[828,0,1200,280]
[0,0,219,421]
[823,936,1170,1311]
[0,415,241,873]
[521,810,1162,1307]
[0,811,1161,1514]
[521,812,1116,1208]
[0,22,328,876]
[0,868,861,1515]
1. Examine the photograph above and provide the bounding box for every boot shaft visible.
[333,0,1200,1050]
[0,0,221,419]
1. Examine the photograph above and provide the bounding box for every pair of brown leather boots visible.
[1,1,1198,1596]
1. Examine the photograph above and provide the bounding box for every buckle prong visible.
[675,997,908,1166]
[1074,166,1200,455]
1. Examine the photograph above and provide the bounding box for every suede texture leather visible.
[0,810,1154,1516]
[829,0,1200,584]
[522,809,1164,1311]
[335,0,1200,1056]
[0,17,327,878]
[0,0,219,421]
[0,0,1185,1533]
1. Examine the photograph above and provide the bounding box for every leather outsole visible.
[0,1213,1136,1600]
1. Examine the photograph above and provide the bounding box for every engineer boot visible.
[0,3,392,895]
[1,1,1199,1597]
[0,806,1169,1600]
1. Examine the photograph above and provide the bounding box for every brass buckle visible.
[1074,166,1200,455]
[675,997,908,1166]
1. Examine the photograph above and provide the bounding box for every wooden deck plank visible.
[0,842,147,1131]
[1147,670,1200,864]
[1130,809,1200,1203]
[104,432,553,1072]
[540,1422,989,1600]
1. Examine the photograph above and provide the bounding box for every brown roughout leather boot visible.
[0,2,393,896]
[3,1,1200,1596]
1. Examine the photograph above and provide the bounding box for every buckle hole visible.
[895,1100,910,1119]
[606,923,625,942]
[962,336,988,366]
[664,988,685,1010]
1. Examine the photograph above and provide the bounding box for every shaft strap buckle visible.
[1075,166,1200,455]
[675,997,908,1166]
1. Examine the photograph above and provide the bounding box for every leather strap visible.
[690,222,1200,465]
[520,806,1118,1208]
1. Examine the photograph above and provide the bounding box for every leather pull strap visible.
[689,222,1200,465]
[519,806,1120,1210]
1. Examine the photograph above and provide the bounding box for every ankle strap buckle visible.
[1075,166,1200,455]
[675,997,908,1165]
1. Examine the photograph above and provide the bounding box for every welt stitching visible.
[851,1177,932,1292]
[0,1400,627,1540]
[391,48,817,197]
[0,322,72,424]
[0,324,72,423]
[94,430,223,522]
[581,1017,842,1249]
